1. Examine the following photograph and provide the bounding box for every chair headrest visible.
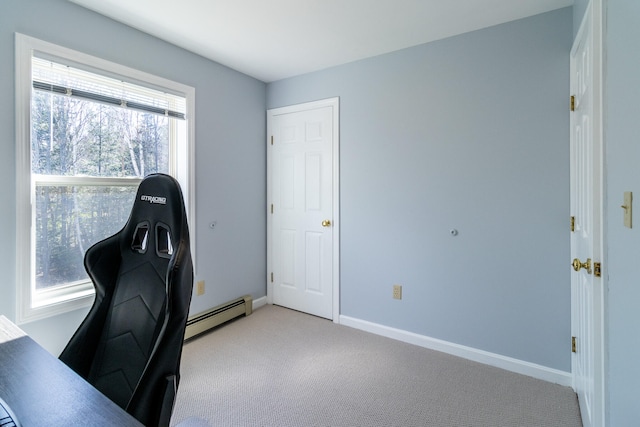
[122,174,189,258]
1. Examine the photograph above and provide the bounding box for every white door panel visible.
[267,99,339,320]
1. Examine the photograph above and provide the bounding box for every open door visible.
[569,1,604,426]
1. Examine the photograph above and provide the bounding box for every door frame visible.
[266,97,340,322]
[570,0,605,425]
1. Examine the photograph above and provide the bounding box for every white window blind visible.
[32,56,186,119]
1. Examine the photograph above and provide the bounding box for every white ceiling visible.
[69,0,573,83]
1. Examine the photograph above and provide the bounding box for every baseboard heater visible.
[184,295,253,340]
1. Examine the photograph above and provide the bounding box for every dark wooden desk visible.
[0,315,143,426]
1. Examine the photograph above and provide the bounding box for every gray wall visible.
[572,0,589,38]
[600,1,640,425]
[268,8,573,371]
[0,0,266,354]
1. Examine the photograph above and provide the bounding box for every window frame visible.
[15,33,196,324]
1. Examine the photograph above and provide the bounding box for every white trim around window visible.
[15,33,196,324]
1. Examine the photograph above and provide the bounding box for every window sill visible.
[18,284,95,325]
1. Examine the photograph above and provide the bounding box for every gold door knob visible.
[572,258,592,274]
[321,220,331,227]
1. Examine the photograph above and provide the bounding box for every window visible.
[15,34,195,323]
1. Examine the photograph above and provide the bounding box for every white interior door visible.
[570,2,604,426]
[267,98,339,320]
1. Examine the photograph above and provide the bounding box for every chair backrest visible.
[60,173,193,427]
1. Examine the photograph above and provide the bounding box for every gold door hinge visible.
[594,262,601,278]
[572,336,577,353]
[570,95,576,112]
[570,216,575,232]
[270,272,274,283]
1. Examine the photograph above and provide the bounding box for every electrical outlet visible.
[196,280,205,296]
[393,284,402,300]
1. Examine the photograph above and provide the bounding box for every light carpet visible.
[171,304,582,427]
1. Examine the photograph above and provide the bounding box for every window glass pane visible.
[31,91,170,177]
[34,185,137,290]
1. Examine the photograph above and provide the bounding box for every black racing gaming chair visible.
[60,173,194,427]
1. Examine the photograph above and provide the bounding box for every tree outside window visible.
[32,91,171,290]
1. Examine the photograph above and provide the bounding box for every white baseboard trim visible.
[252,296,268,311]
[339,315,572,388]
